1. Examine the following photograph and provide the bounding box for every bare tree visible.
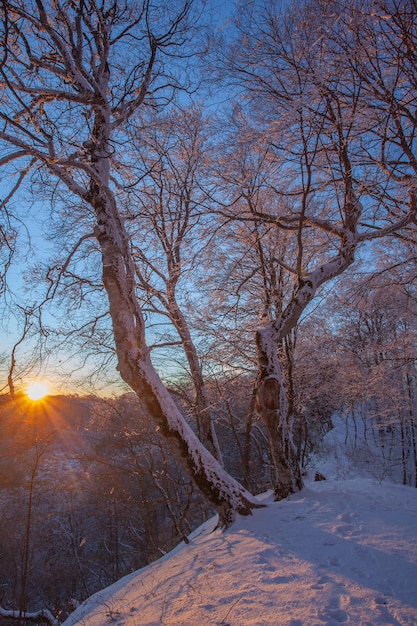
[200,126,302,491]
[219,0,417,498]
[0,0,261,525]
[332,277,417,486]
[3,0,416,525]
[126,106,223,462]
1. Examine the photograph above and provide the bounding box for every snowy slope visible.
[63,421,417,626]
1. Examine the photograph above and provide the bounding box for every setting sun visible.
[26,381,50,401]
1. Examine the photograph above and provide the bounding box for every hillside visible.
[62,420,417,626]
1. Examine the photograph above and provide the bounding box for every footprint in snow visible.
[310,575,331,590]
[375,596,389,605]
[335,524,355,536]
[317,608,349,623]
[355,545,376,564]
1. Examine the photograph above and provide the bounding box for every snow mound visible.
[63,478,417,626]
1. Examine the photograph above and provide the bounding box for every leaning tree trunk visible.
[97,217,261,525]
[87,113,261,524]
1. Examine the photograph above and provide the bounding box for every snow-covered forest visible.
[0,0,416,623]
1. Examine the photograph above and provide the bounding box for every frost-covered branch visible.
[0,606,59,626]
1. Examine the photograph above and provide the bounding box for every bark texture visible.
[256,328,303,499]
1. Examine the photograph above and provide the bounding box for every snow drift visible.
[63,474,417,625]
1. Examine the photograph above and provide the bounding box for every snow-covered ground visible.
[63,419,417,626]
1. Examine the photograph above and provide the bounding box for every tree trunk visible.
[256,326,303,499]
[99,220,260,523]
[405,369,417,488]
[253,231,359,499]
[89,142,261,523]
[167,293,223,464]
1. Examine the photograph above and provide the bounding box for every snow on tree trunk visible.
[0,606,59,626]
[87,110,261,523]
[256,326,303,499]
[255,237,359,500]
[97,214,261,524]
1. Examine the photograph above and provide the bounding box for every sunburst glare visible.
[26,381,50,401]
